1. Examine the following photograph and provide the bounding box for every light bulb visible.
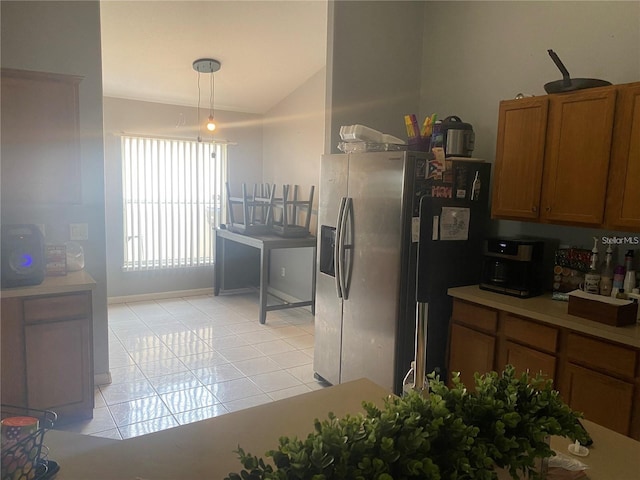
[206,115,216,132]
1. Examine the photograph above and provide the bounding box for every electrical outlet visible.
[69,223,89,241]
[281,267,286,278]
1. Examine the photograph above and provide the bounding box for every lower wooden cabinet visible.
[448,297,640,440]
[503,341,556,381]
[561,363,634,436]
[449,323,495,391]
[1,284,94,422]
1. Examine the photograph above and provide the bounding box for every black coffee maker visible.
[480,237,545,298]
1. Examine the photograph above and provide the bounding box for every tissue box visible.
[568,291,638,326]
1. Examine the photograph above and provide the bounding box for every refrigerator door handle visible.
[340,197,354,300]
[334,196,347,298]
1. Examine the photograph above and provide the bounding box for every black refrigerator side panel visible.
[416,162,491,379]
[393,152,431,395]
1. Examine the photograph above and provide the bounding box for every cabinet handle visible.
[532,206,537,212]
[546,206,551,212]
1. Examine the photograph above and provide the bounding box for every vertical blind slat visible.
[121,136,224,271]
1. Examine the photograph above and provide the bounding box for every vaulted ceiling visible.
[100,1,328,114]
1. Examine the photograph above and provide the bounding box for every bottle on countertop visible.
[616,288,627,299]
[623,250,636,294]
[599,244,614,296]
[611,265,627,297]
[583,237,600,295]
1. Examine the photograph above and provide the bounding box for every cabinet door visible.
[541,87,617,225]
[503,341,556,382]
[25,318,93,419]
[1,298,27,406]
[562,363,633,436]
[1,68,82,205]
[492,97,548,220]
[448,323,495,391]
[606,82,640,231]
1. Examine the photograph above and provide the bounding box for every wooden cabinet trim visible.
[503,314,558,353]
[23,292,91,323]
[451,299,498,333]
[566,332,637,379]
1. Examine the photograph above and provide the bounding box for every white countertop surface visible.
[448,285,640,349]
[43,378,640,479]
[0,270,95,298]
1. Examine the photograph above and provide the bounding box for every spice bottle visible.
[583,237,600,294]
[623,250,636,294]
[599,244,614,296]
[611,265,626,297]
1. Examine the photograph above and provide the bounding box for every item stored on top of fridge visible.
[337,141,406,154]
[440,116,475,158]
[339,124,405,144]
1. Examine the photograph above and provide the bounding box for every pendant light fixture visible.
[193,58,221,140]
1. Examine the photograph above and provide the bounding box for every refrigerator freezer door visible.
[340,152,407,391]
[314,155,349,386]
[416,161,491,377]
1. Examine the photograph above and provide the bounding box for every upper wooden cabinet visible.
[1,68,83,205]
[492,82,640,231]
[492,97,548,219]
[605,83,640,230]
[540,88,617,225]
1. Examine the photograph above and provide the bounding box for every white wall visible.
[262,67,326,300]
[1,1,110,378]
[419,1,640,255]
[326,1,426,153]
[102,97,264,297]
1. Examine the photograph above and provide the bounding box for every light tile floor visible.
[53,292,326,440]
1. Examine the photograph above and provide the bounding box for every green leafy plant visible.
[225,366,590,480]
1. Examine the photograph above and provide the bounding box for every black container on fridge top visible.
[441,116,475,157]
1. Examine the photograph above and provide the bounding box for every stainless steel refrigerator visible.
[314,151,490,394]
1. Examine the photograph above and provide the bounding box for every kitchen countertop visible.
[0,270,96,298]
[42,378,640,480]
[448,285,640,349]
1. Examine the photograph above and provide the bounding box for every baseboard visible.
[94,371,112,386]
[108,288,215,304]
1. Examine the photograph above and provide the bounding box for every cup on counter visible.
[1,416,39,447]
[1,416,40,480]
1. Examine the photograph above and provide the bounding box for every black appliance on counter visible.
[480,237,544,298]
[1,224,45,288]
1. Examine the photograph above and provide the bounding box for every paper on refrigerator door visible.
[411,217,420,243]
[439,207,470,240]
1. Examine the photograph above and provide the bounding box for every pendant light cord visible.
[197,71,202,142]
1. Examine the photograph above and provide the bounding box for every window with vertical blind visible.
[121,135,227,271]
